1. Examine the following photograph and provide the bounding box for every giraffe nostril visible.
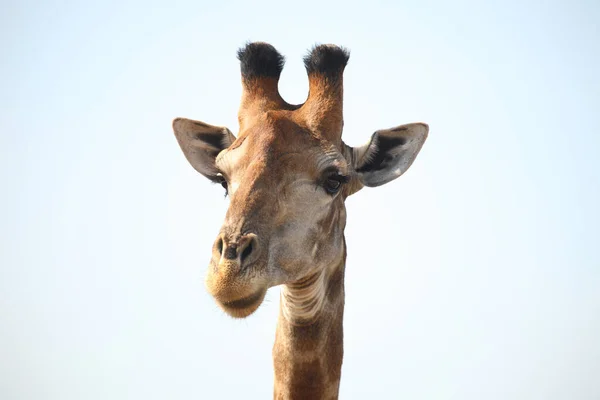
[241,240,253,263]
[216,237,224,256]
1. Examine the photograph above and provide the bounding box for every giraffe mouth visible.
[219,289,266,318]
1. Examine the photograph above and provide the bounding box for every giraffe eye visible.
[323,174,348,195]
[216,173,229,196]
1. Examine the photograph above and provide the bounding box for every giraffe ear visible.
[173,118,236,182]
[352,123,428,187]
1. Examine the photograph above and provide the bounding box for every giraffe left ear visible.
[351,123,428,187]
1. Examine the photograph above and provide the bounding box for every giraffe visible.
[173,42,428,399]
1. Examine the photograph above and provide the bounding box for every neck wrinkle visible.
[281,268,329,326]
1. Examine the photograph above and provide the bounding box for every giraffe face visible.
[174,115,427,318]
[204,114,351,318]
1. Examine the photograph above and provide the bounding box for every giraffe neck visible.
[272,253,346,400]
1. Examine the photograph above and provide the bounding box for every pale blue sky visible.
[2,0,599,399]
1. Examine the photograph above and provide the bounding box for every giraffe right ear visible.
[349,123,428,187]
[173,118,236,182]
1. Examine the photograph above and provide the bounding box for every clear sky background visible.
[2,0,599,399]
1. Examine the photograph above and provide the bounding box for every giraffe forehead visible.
[219,123,347,177]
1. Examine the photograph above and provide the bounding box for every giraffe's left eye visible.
[323,174,348,195]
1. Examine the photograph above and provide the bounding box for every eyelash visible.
[216,173,228,197]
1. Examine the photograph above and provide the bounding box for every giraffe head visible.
[173,43,428,318]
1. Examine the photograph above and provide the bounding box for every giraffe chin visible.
[216,289,267,319]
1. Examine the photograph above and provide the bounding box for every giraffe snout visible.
[206,232,267,318]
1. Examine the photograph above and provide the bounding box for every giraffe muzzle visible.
[205,232,268,318]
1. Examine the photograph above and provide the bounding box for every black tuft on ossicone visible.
[303,44,350,80]
[237,42,285,79]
